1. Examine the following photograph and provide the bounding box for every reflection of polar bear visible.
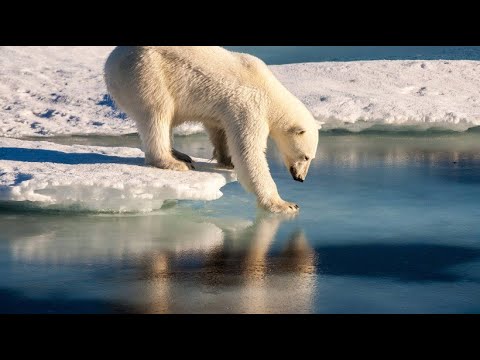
[104,47,318,213]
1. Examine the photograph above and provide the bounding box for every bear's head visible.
[273,106,319,183]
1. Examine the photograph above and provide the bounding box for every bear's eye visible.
[304,156,310,161]
[291,127,306,135]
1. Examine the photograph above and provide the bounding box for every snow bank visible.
[0,138,236,212]
[272,60,480,132]
[1,47,479,136]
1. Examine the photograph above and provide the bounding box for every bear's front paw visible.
[260,199,300,214]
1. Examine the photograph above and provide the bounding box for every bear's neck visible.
[267,87,305,136]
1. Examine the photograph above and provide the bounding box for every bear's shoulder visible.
[236,53,268,72]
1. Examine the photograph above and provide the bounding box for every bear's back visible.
[138,46,271,89]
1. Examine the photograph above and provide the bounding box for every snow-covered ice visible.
[271,61,480,131]
[1,47,480,136]
[0,46,203,138]
[0,138,236,212]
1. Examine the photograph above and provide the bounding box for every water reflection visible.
[4,212,317,313]
[267,133,480,170]
[140,215,317,313]
[8,213,225,264]
[7,209,479,314]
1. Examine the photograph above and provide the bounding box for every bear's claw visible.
[147,159,192,172]
[172,149,193,164]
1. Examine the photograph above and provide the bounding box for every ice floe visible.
[0,138,236,212]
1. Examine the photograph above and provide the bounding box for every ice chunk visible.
[0,138,236,212]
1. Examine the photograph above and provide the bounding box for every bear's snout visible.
[290,166,305,182]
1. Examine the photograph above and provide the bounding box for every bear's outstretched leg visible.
[223,117,299,214]
[205,126,234,169]
[136,111,193,172]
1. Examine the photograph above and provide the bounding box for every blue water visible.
[1,133,479,313]
[225,46,480,64]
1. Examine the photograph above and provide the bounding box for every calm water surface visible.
[1,133,480,313]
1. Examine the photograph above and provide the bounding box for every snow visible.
[0,138,236,212]
[271,60,480,132]
[0,46,203,138]
[1,47,479,136]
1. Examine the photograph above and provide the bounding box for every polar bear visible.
[104,46,318,213]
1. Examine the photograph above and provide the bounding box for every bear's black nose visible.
[290,167,304,182]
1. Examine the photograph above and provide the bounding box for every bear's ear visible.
[290,126,306,135]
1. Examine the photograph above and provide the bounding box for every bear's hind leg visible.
[206,126,234,169]
[136,110,193,172]
[172,149,193,164]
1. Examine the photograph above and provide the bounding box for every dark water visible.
[225,46,480,64]
[1,133,480,313]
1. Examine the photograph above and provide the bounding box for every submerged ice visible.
[0,138,236,212]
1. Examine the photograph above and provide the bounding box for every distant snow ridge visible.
[0,138,236,212]
[271,60,480,132]
[1,47,479,136]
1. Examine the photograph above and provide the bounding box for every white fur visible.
[104,46,318,213]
